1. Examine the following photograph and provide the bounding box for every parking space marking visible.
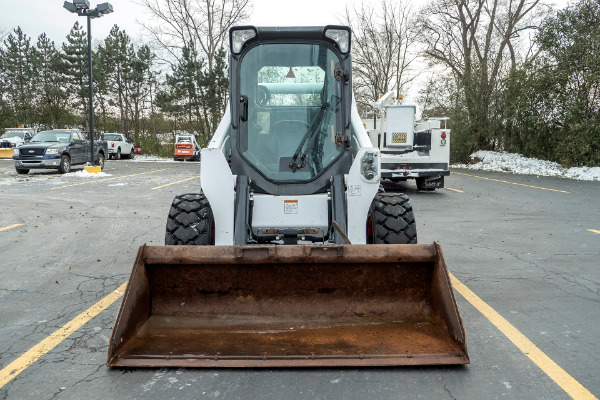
[0,282,127,389]
[0,224,24,232]
[50,169,169,190]
[450,273,597,400]
[452,172,570,193]
[151,175,200,190]
[445,187,464,193]
[588,229,600,235]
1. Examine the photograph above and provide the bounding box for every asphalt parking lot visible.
[0,158,598,399]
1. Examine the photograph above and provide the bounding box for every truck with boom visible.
[108,25,468,368]
[365,91,450,190]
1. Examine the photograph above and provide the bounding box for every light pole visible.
[64,0,113,167]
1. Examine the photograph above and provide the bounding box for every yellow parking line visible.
[450,273,596,400]
[445,187,464,193]
[588,229,600,235]
[0,282,127,389]
[453,172,569,193]
[151,175,200,190]
[50,169,168,189]
[0,224,24,232]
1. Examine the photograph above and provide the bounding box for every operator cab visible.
[229,26,353,196]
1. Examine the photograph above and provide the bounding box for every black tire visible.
[15,168,29,174]
[58,154,71,174]
[129,148,135,159]
[367,193,417,244]
[96,152,105,170]
[115,148,121,160]
[165,192,214,245]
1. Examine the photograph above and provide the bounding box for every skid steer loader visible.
[107,25,469,367]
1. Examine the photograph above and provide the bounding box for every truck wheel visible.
[165,192,214,245]
[16,168,29,174]
[129,148,135,159]
[58,155,71,174]
[96,153,105,169]
[115,148,121,160]
[367,193,417,244]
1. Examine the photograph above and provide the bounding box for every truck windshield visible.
[31,131,72,143]
[1,132,25,139]
[239,43,343,182]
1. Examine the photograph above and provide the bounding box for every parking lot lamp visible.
[63,1,113,167]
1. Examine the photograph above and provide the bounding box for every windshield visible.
[103,134,122,141]
[31,131,72,143]
[177,136,192,142]
[240,43,343,182]
[1,132,25,139]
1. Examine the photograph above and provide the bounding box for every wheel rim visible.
[63,157,70,171]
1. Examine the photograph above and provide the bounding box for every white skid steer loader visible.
[107,25,468,368]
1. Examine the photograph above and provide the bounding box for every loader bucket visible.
[107,243,468,367]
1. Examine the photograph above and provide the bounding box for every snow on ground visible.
[129,155,179,163]
[453,150,600,181]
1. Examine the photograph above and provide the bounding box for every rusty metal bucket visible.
[107,243,468,367]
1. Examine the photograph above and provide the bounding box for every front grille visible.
[20,148,45,156]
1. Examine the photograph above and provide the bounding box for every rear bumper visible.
[381,168,450,179]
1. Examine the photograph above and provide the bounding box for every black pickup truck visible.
[13,129,108,174]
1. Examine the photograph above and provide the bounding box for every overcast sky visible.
[0,0,568,105]
[0,0,381,45]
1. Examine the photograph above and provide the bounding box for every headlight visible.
[324,27,351,53]
[361,151,379,181]
[46,148,59,155]
[13,148,19,156]
[230,28,256,54]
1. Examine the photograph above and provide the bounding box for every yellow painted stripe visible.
[0,224,24,232]
[453,172,569,193]
[450,273,597,400]
[0,282,127,389]
[151,175,200,190]
[50,169,168,189]
[588,229,600,235]
[445,187,464,193]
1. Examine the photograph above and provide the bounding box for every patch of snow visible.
[396,150,421,158]
[129,155,180,162]
[63,170,112,178]
[453,151,600,181]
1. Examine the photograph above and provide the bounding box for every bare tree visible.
[137,0,252,70]
[343,0,420,111]
[417,0,548,148]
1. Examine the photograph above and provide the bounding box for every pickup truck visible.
[101,133,135,160]
[13,129,107,174]
[1,128,36,148]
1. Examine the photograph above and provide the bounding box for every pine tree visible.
[61,21,89,130]
[1,27,36,124]
[98,25,133,134]
[35,33,67,128]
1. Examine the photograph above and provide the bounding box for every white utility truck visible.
[365,92,450,190]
